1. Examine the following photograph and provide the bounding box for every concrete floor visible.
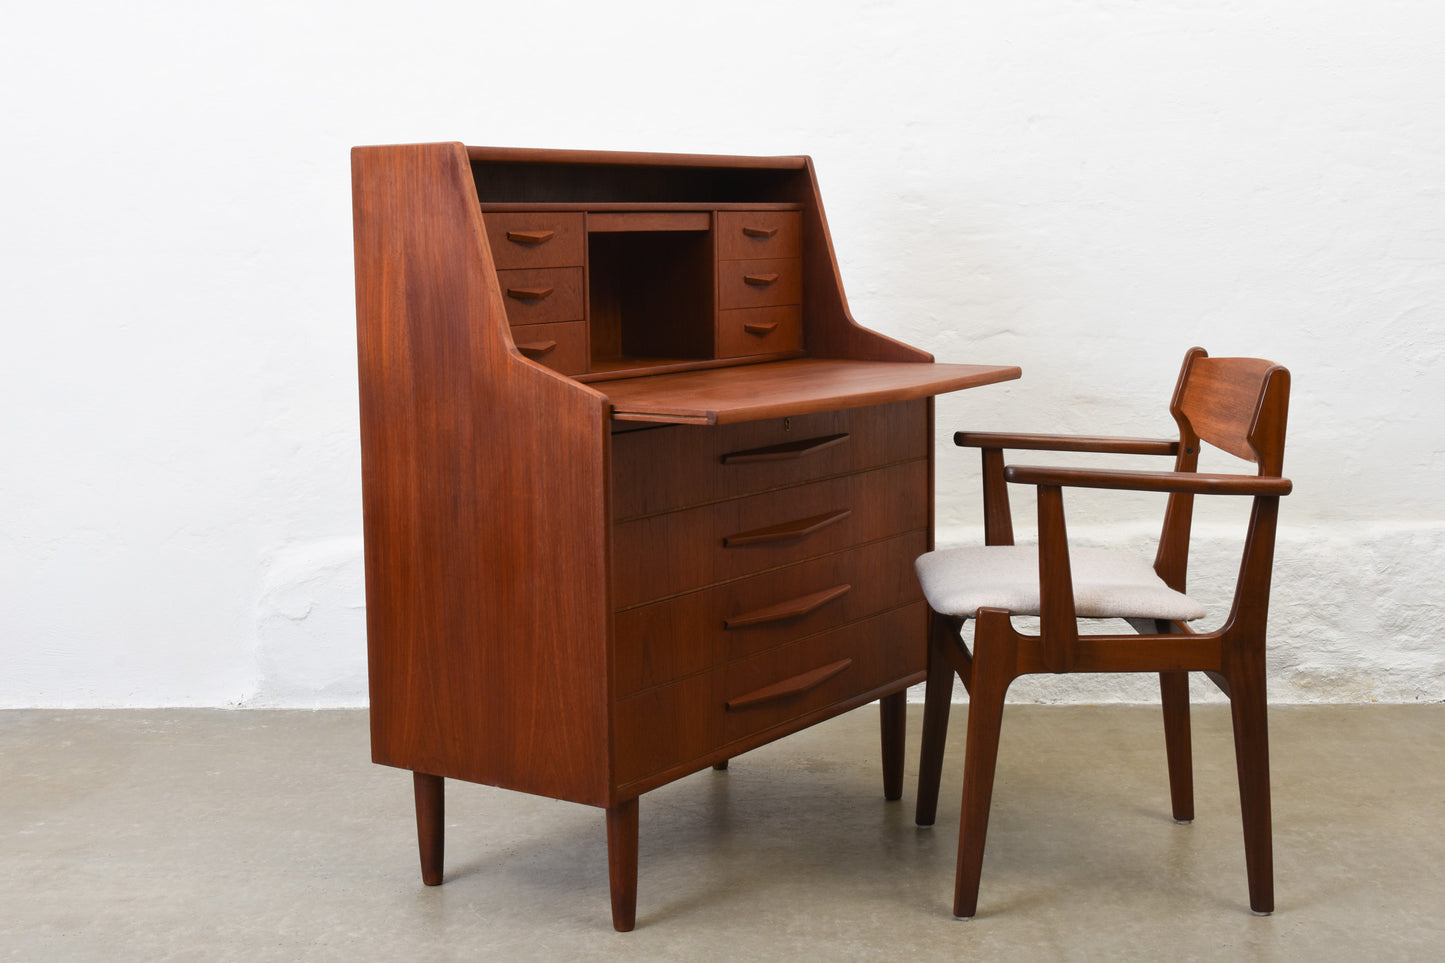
[2,704,1442,961]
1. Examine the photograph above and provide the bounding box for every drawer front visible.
[615,531,926,695]
[717,305,803,359]
[718,257,802,310]
[716,211,802,261]
[612,459,928,608]
[496,267,585,326]
[612,603,925,786]
[723,601,924,741]
[612,400,927,520]
[511,320,588,375]
[485,212,585,270]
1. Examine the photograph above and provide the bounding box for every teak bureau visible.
[351,143,1021,930]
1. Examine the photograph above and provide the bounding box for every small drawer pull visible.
[743,321,779,336]
[724,509,851,547]
[742,226,779,239]
[516,340,557,357]
[726,659,852,710]
[743,273,780,286]
[506,230,555,245]
[725,584,852,629]
[721,433,850,465]
[506,286,554,300]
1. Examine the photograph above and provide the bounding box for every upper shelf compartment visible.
[463,143,943,378]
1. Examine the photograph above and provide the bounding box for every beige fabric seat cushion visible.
[915,544,1206,622]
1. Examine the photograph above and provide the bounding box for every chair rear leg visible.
[1159,670,1195,823]
[916,612,957,827]
[1228,653,1274,915]
[952,635,1013,919]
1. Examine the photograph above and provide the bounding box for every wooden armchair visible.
[913,347,1292,918]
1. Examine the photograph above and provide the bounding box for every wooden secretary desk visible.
[351,142,1019,930]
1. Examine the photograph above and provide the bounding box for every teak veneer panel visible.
[353,143,611,807]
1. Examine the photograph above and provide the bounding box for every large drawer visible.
[612,602,925,787]
[611,400,927,520]
[614,531,926,695]
[612,460,928,608]
[484,212,586,270]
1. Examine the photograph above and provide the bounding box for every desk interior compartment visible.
[588,227,715,372]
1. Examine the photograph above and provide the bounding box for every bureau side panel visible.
[353,143,611,807]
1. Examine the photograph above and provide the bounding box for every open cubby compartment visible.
[587,226,715,372]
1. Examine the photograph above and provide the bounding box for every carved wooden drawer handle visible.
[743,321,779,336]
[506,230,555,245]
[507,286,554,300]
[724,584,852,629]
[516,340,557,357]
[726,659,852,710]
[742,226,779,238]
[721,433,849,464]
[723,509,851,547]
[743,273,780,286]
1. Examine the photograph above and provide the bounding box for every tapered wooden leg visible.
[606,798,639,932]
[1227,654,1274,915]
[712,760,729,771]
[953,628,1013,919]
[1159,670,1195,823]
[880,690,906,801]
[916,613,957,827]
[413,772,444,886]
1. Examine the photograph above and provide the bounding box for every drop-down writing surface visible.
[601,358,1022,424]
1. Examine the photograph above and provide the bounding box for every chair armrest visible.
[955,431,1179,456]
[1004,465,1292,496]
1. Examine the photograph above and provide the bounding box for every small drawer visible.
[612,400,927,520]
[717,305,803,359]
[612,459,928,608]
[611,603,925,786]
[717,211,801,261]
[718,258,802,311]
[615,531,926,694]
[510,320,588,376]
[496,267,584,326]
[485,212,585,270]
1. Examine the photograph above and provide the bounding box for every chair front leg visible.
[953,611,1018,919]
[1226,646,1274,915]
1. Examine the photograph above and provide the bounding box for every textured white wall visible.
[2,1,1441,706]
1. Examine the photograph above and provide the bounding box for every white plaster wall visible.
[1,1,1440,706]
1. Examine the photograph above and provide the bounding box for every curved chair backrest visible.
[1155,347,1291,594]
[1171,347,1291,476]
